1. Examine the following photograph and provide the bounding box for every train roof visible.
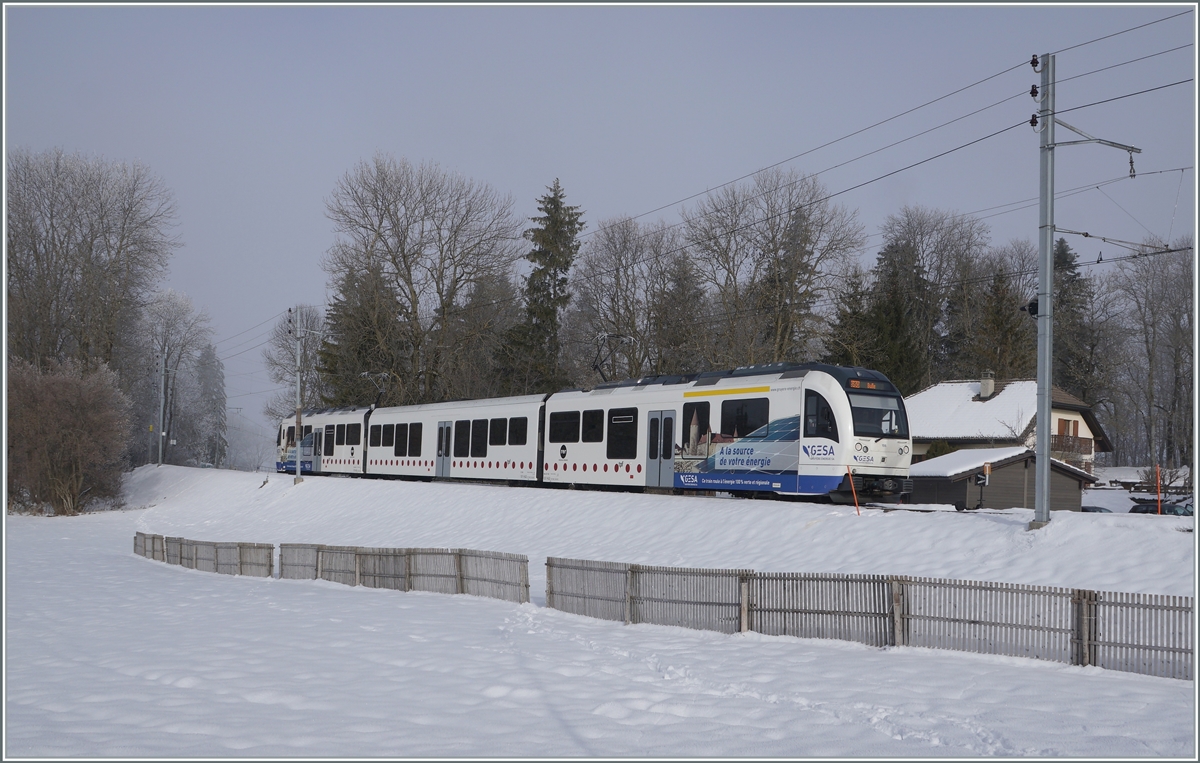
[555,362,896,396]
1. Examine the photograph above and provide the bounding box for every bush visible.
[7,359,131,515]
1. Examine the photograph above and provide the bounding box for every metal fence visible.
[545,557,1194,681]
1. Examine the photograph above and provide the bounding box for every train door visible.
[646,410,676,488]
[436,421,453,477]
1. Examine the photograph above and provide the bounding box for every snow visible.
[909,446,1030,478]
[5,465,1196,757]
[905,380,1037,440]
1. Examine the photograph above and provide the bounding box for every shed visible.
[908,446,1099,511]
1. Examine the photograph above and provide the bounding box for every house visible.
[904,372,1112,474]
[909,446,1099,511]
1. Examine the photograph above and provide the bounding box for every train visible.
[275,361,914,503]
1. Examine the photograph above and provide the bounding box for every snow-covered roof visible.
[910,446,1099,482]
[909,447,1029,478]
[905,380,1037,441]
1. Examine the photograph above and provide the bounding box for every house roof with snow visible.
[904,379,1111,451]
[909,446,1099,483]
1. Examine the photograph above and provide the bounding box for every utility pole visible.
[290,307,325,485]
[290,308,303,485]
[1028,52,1140,530]
[158,349,167,466]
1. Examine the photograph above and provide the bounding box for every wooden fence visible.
[545,557,1194,681]
[137,536,528,605]
[135,532,272,577]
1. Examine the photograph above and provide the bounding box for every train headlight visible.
[855,443,863,451]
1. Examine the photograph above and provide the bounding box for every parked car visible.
[1129,502,1193,516]
[1081,505,1112,513]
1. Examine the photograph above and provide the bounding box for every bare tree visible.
[1108,237,1193,468]
[262,304,329,422]
[6,148,177,374]
[567,217,676,384]
[137,290,213,465]
[322,154,522,403]
[683,168,863,368]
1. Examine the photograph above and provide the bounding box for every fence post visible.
[1072,588,1096,667]
[890,576,906,647]
[316,547,323,580]
[739,575,750,633]
[624,565,635,625]
[404,550,412,592]
[454,550,464,594]
[354,551,361,587]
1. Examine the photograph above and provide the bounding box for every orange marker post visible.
[1157,464,1162,515]
[847,464,860,516]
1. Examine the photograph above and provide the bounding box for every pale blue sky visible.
[5,3,1195,437]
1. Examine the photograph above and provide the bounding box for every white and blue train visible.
[276,362,914,503]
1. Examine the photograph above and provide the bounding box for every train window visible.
[382,424,395,448]
[335,424,345,446]
[509,417,528,446]
[369,425,382,448]
[581,410,604,442]
[453,421,470,457]
[489,418,507,446]
[277,427,283,446]
[347,423,361,446]
[661,416,674,460]
[409,423,422,456]
[681,402,710,450]
[607,408,638,460]
[471,419,488,458]
[394,424,408,457]
[548,411,580,443]
[848,393,908,438]
[647,417,659,460]
[287,426,295,445]
[324,425,335,456]
[721,398,769,438]
[303,425,312,439]
[804,391,838,442]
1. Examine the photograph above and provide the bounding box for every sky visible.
[4,3,1196,447]
[3,465,1195,756]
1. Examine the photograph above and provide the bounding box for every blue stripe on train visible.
[674,473,843,494]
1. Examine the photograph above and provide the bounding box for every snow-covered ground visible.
[5,465,1196,757]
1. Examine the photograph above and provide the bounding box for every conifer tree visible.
[496,180,584,394]
[864,241,933,394]
[822,267,874,368]
[1052,238,1097,400]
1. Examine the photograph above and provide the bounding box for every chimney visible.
[979,370,995,400]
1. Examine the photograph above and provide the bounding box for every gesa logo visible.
[802,444,836,458]
[678,473,699,485]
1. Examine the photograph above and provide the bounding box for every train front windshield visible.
[848,393,909,438]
